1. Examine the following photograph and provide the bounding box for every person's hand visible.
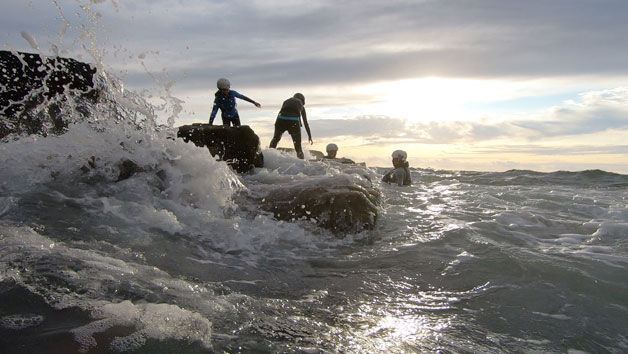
[254,102,261,108]
[309,138,313,145]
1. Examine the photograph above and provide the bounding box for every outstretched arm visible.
[232,91,261,108]
[301,108,313,144]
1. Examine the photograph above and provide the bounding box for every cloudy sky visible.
[3,0,628,172]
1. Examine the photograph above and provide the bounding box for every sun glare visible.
[360,77,531,123]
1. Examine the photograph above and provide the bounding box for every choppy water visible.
[2,23,628,350]
[1,101,627,353]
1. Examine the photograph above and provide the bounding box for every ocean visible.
[1,50,628,354]
[2,100,628,353]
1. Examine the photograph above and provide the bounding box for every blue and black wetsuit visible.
[269,97,312,159]
[210,90,257,126]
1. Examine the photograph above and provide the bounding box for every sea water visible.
[1,3,627,350]
[1,103,627,353]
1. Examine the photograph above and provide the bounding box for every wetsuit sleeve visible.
[232,91,257,105]
[301,107,312,140]
[404,166,412,185]
[382,169,394,183]
[209,97,219,124]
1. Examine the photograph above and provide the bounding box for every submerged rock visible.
[261,179,381,234]
[116,158,145,182]
[276,147,364,165]
[177,123,264,173]
[276,147,325,159]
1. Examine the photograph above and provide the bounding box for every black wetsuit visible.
[269,97,312,159]
[382,162,412,186]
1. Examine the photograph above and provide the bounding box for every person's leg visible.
[269,120,287,148]
[232,115,241,127]
[287,122,303,159]
[221,115,231,126]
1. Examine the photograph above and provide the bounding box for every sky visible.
[3,0,628,172]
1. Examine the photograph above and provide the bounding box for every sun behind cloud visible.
[357,77,537,123]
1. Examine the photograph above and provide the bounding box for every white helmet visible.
[217,78,231,89]
[326,143,338,152]
[392,150,407,161]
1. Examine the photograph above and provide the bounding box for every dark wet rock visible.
[117,158,144,182]
[177,123,264,173]
[0,50,99,139]
[261,180,381,234]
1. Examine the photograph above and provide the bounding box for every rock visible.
[116,158,144,182]
[177,123,264,173]
[261,179,381,234]
[276,147,325,159]
[0,50,99,139]
[275,147,363,165]
[322,157,362,165]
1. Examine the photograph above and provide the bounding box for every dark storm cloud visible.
[112,0,628,89]
[5,0,627,89]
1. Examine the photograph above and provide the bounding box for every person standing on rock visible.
[269,93,313,159]
[209,78,261,127]
[382,150,412,186]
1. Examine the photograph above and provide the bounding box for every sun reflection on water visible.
[329,268,494,353]
[340,301,455,353]
[333,280,491,352]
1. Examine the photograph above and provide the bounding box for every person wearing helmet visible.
[325,143,338,159]
[382,150,412,186]
[269,93,313,159]
[209,78,261,127]
[322,143,356,164]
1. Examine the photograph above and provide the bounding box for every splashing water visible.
[1,1,628,353]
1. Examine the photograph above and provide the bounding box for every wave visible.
[415,168,628,188]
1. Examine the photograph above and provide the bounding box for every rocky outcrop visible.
[275,147,363,165]
[0,50,99,139]
[276,147,324,159]
[261,180,380,234]
[177,123,264,173]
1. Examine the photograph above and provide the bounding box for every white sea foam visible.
[0,223,221,350]
[532,311,571,320]
[0,118,244,239]
[72,300,212,353]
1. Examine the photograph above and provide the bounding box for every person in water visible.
[382,150,412,186]
[323,143,355,164]
[209,78,261,127]
[325,143,338,159]
[269,93,313,159]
